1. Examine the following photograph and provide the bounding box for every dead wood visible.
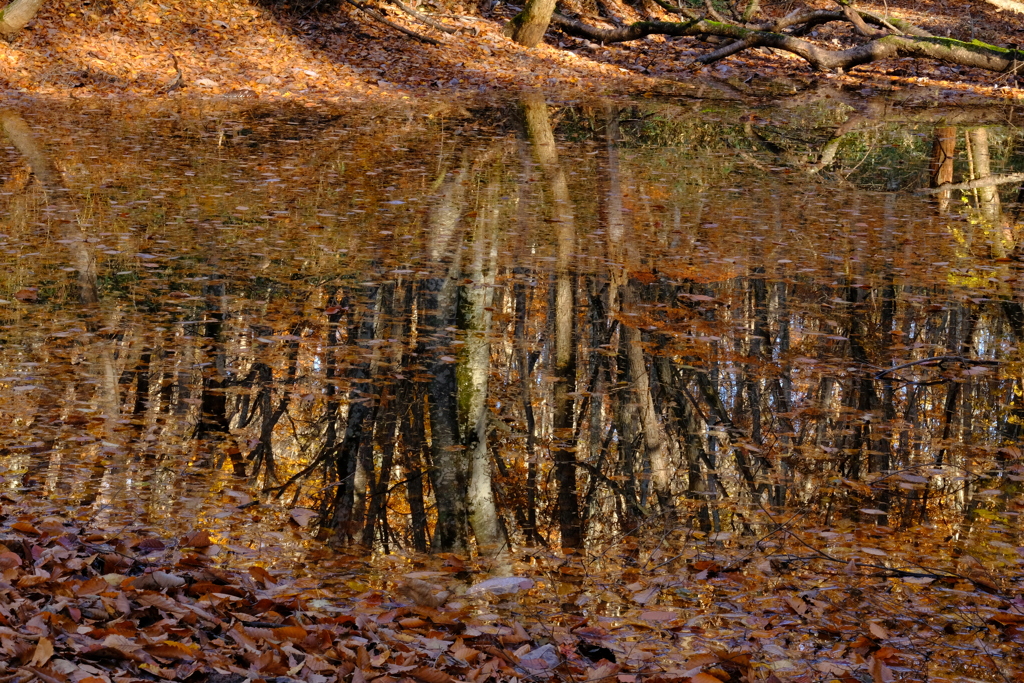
[550,13,1022,74]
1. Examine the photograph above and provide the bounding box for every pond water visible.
[1,95,1023,569]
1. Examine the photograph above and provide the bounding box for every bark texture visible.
[0,0,45,39]
[505,0,558,47]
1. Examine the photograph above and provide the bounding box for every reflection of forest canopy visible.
[1,100,1023,559]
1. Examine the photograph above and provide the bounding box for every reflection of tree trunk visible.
[458,188,506,556]
[656,357,713,530]
[841,283,878,482]
[967,127,1011,257]
[936,306,978,466]
[521,93,582,548]
[196,282,232,467]
[402,376,429,553]
[929,126,956,213]
[514,270,542,546]
[424,276,469,552]
[364,382,399,550]
[423,175,470,552]
[622,285,675,518]
[330,289,381,545]
[0,109,98,304]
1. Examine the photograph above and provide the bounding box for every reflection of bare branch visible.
[0,109,64,191]
[918,172,1024,194]
[0,109,98,303]
[874,355,1000,380]
[804,115,867,174]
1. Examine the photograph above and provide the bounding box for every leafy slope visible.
[0,0,1022,103]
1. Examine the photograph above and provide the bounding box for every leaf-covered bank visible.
[0,0,1022,104]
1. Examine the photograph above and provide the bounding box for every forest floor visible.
[0,0,1023,106]
[3,2,1024,682]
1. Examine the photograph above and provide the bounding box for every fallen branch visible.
[838,0,887,38]
[549,14,1022,73]
[388,0,457,33]
[701,0,729,23]
[774,9,928,36]
[344,0,441,44]
[648,0,700,18]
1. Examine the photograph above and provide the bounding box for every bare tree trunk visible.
[0,0,46,40]
[505,0,556,47]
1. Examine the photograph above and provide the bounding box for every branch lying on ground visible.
[388,0,457,33]
[648,0,700,18]
[343,0,441,44]
[550,13,1023,72]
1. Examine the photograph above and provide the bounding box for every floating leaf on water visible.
[638,609,678,622]
[290,508,318,527]
[180,530,212,548]
[466,576,534,596]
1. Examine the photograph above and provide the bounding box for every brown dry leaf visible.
[152,570,186,589]
[12,521,41,535]
[784,595,807,616]
[144,641,198,660]
[689,673,726,683]
[29,638,54,667]
[181,529,212,548]
[273,625,308,642]
[638,609,677,622]
[868,656,894,683]
[410,666,458,683]
[586,661,622,681]
[450,638,481,664]
[290,508,318,527]
[0,551,22,568]
[248,565,277,585]
[77,576,110,596]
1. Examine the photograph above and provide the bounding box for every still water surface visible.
[1,97,1022,564]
